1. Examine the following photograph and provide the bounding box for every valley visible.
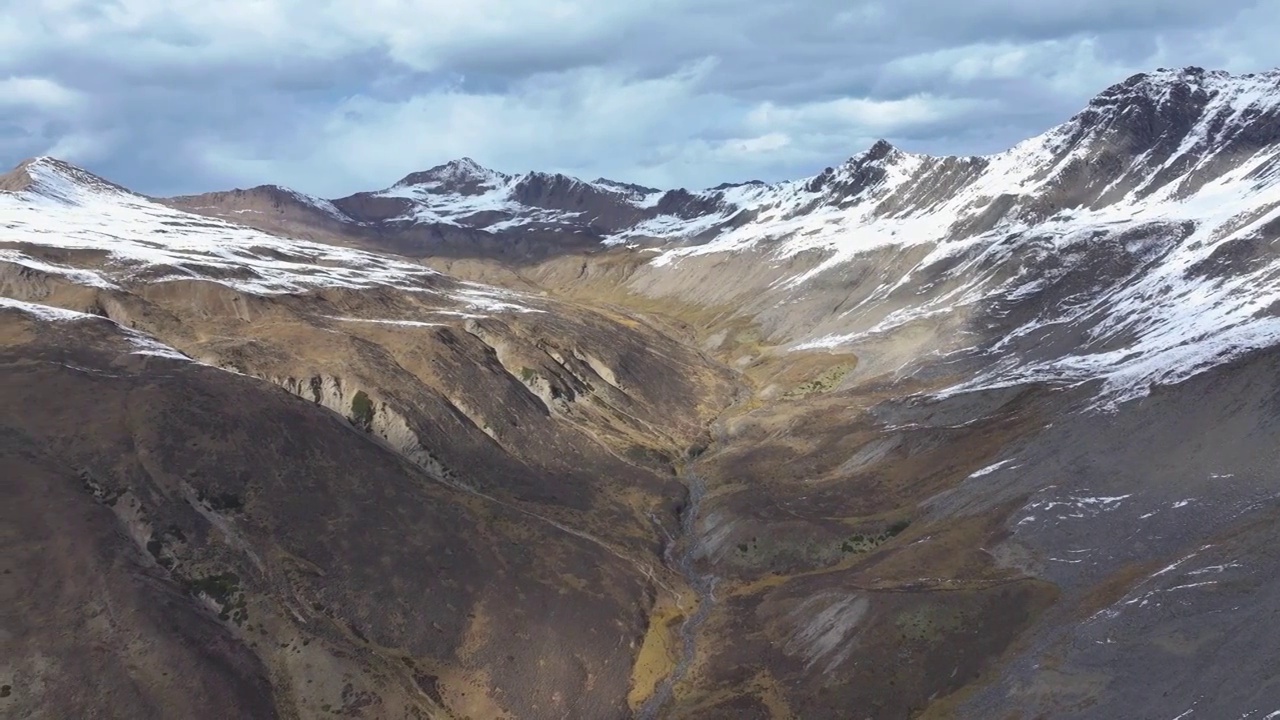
[4,66,1280,719]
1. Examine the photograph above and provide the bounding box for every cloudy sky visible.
[2,0,1278,197]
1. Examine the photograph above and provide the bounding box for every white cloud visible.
[44,130,116,164]
[199,62,731,194]
[1,0,1277,195]
[745,95,989,134]
[717,133,793,157]
[0,77,83,111]
[198,60,994,194]
[0,0,687,72]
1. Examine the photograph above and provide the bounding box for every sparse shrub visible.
[624,444,674,470]
[188,572,241,606]
[210,492,244,512]
[783,363,856,399]
[841,520,910,555]
[349,390,375,431]
[196,488,244,512]
[185,571,250,625]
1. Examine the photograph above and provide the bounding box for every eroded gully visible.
[637,469,718,720]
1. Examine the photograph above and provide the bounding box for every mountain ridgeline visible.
[4,66,1280,719]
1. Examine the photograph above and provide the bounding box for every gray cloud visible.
[1,0,1277,196]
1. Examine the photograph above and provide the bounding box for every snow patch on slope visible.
[0,296,192,360]
[0,165,445,295]
[376,162,659,230]
[281,187,354,223]
[1,159,549,323]
[937,155,1280,409]
[776,71,1280,410]
[0,295,93,321]
[647,149,932,267]
[0,249,120,289]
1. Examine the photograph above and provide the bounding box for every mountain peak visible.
[1,156,131,202]
[591,178,661,195]
[841,138,901,168]
[440,156,486,174]
[1090,66,1280,109]
[867,138,897,156]
[1048,65,1280,172]
[391,157,508,194]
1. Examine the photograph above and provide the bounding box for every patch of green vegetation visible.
[196,487,244,513]
[840,519,911,554]
[783,363,857,399]
[519,366,537,383]
[211,492,245,512]
[349,390,375,432]
[146,525,187,570]
[624,444,674,470]
[896,604,965,643]
[212,493,243,511]
[188,572,240,605]
[413,671,444,705]
[147,538,175,570]
[185,571,250,625]
[733,326,763,349]
[840,534,876,554]
[730,532,859,571]
[78,469,125,506]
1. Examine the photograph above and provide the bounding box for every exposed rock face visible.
[5,66,1280,720]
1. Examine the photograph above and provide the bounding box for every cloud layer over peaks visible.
[3,0,1278,196]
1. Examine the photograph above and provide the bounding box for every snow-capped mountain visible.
[0,156,549,319]
[176,67,1280,259]
[12,67,1280,413]
[647,66,1280,265]
[329,158,679,235]
[7,66,1280,720]
[175,65,1280,411]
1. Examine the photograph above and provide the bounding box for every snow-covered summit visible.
[0,156,136,204]
[9,66,1280,412]
[342,158,668,231]
[0,156,447,296]
[144,67,1280,256]
[391,157,512,195]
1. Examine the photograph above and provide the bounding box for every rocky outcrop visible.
[268,373,456,480]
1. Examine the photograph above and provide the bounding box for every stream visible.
[636,471,718,720]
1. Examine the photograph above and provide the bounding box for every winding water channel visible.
[637,472,718,720]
